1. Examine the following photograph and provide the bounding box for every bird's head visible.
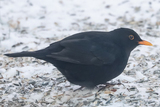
[111,28,153,53]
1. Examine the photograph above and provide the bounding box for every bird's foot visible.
[97,82,122,92]
[95,82,122,97]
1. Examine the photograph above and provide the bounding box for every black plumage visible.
[5,28,152,88]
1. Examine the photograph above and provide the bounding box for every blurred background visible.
[1,0,160,106]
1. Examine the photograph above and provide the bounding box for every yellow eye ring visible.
[129,35,134,40]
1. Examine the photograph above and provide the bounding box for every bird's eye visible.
[129,35,134,40]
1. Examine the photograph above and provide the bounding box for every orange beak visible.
[138,40,153,46]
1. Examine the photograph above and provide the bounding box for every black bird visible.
[5,28,152,88]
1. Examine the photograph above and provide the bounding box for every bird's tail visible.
[4,51,42,58]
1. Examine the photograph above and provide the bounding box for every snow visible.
[1,0,160,106]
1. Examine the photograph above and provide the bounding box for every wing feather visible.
[47,38,117,66]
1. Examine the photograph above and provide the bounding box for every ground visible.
[1,0,160,107]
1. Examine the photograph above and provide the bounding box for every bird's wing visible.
[47,38,117,66]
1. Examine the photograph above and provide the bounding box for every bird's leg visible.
[95,82,121,97]
[97,82,122,92]
[97,83,114,92]
[73,86,84,92]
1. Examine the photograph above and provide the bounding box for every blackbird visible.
[5,28,152,88]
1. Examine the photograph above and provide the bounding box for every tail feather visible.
[4,51,38,58]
